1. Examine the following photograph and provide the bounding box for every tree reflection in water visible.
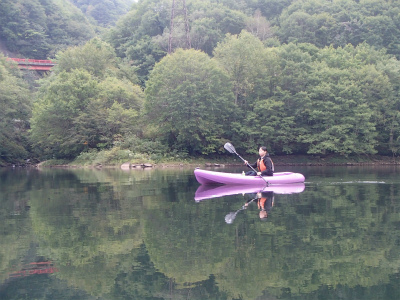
[1,167,400,300]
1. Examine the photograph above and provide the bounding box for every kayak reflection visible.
[194,183,305,202]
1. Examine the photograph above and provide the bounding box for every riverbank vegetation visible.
[2,0,400,167]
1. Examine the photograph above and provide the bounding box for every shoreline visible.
[3,154,400,169]
[38,154,400,169]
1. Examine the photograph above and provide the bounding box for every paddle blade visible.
[224,142,236,154]
[224,212,237,224]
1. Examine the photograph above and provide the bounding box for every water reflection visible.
[224,191,274,224]
[1,166,400,299]
[195,182,305,201]
[195,182,306,224]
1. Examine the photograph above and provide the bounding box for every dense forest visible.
[2,0,400,165]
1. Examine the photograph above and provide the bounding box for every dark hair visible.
[259,146,267,152]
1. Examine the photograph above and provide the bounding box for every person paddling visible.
[243,146,274,176]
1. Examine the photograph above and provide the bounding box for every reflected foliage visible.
[142,192,235,285]
[1,168,400,299]
[28,171,143,295]
[0,169,35,283]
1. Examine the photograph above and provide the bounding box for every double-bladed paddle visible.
[224,142,269,186]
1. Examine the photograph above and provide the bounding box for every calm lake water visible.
[1,165,400,300]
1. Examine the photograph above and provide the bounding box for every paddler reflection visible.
[224,191,274,224]
[245,191,274,221]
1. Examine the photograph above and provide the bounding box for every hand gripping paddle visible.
[224,142,269,186]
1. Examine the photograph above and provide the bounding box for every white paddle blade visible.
[224,142,236,154]
[225,212,238,224]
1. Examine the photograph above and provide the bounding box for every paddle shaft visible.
[224,142,269,185]
[225,197,257,224]
[234,150,270,185]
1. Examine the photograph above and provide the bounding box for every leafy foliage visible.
[4,0,400,162]
[105,0,248,85]
[0,55,30,164]
[278,0,400,59]
[145,48,235,155]
[29,39,144,159]
[0,0,95,58]
[70,0,134,27]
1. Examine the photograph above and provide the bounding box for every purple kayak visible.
[195,183,305,201]
[194,168,305,185]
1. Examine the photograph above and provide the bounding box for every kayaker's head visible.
[259,210,268,220]
[259,146,268,157]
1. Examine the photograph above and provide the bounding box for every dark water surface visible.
[1,165,400,300]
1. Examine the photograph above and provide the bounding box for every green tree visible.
[213,30,275,152]
[105,0,248,86]
[302,64,379,155]
[230,41,396,157]
[30,70,144,159]
[213,30,269,109]
[54,38,120,79]
[0,0,95,59]
[30,69,99,159]
[30,38,144,160]
[188,2,247,55]
[278,0,400,59]
[362,45,400,156]
[241,43,316,155]
[70,0,133,27]
[253,0,294,23]
[0,55,30,164]
[73,77,143,149]
[104,0,170,85]
[145,48,235,155]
